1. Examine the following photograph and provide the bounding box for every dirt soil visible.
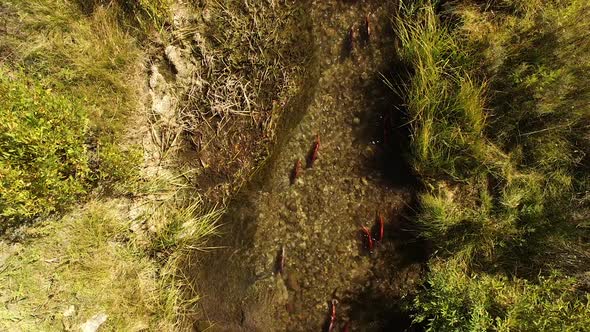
[188,1,426,331]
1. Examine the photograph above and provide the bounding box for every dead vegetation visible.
[151,0,313,202]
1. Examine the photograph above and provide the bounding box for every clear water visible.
[189,1,425,331]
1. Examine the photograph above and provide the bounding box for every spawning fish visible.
[290,159,302,185]
[307,134,321,168]
[327,299,337,332]
[276,245,286,274]
[377,212,384,242]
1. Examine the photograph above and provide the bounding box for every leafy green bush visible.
[0,70,89,228]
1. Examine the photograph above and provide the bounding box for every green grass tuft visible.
[0,189,221,330]
[392,0,590,329]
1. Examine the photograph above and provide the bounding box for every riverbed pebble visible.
[286,272,301,292]
[286,201,297,212]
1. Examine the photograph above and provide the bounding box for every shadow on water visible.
[346,57,429,331]
[354,60,418,189]
[341,201,429,332]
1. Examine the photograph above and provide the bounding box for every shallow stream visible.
[189,1,425,331]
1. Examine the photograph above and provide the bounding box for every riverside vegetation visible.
[0,1,219,330]
[391,0,590,330]
[1,0,589,330]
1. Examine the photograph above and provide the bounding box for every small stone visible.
[361,177,369,186]
[164,45,194,78]
[286,201,297,212]
[80,313,108,332]
[352,117,361,125]
[152,94,173,117]
[63,305,76,317]
[148,65,161,89]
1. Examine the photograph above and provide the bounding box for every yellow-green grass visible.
[75,0,171,33]
[1,202,157,331]
[392,0,590,330]
[0,192,220,331]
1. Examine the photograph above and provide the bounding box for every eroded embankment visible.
[189,1,425,331]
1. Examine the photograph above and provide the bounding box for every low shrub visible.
[0,0,147,228]
[0,71,89,228]
[413,259,590,332]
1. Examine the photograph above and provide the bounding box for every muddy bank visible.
[188,1,426,331]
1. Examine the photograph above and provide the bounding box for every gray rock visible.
[63,305,76,317]
[80,313,107,332]
[165,45,194,78]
